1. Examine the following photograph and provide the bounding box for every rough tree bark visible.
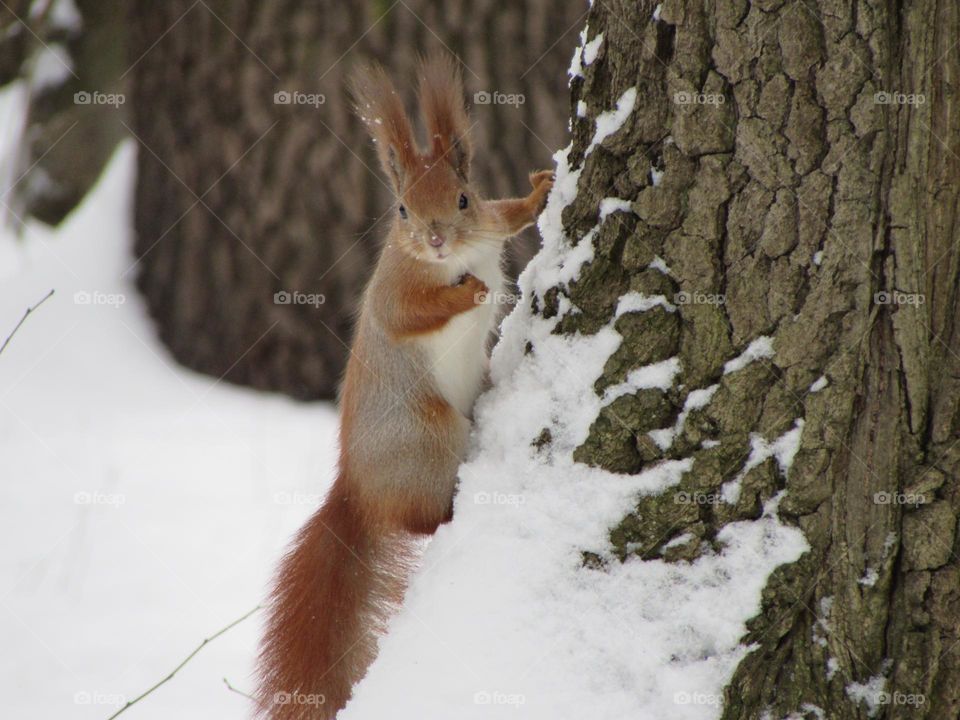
[126,0,585,399]
[560,0,960,718]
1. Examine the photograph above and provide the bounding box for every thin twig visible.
[0,289,54,356]
[223,676,257,701]
[106,604,263,720]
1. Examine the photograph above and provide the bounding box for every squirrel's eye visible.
[458,193,468,210]
[398,205,407,219]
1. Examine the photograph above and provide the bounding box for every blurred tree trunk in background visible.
[561,0,960,717]
[0,0,127,226]
[1,0,584,399]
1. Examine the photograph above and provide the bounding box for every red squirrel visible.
[255,53,553,720]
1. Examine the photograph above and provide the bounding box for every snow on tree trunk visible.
[344,2,960,719]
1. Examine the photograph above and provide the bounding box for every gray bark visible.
[559,1,960,718]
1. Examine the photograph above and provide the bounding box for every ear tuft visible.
[350,63,419,191]
[417,52,472,180]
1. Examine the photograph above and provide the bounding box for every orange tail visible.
[256,477,410,719]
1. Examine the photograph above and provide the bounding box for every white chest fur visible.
[421,250,504,417]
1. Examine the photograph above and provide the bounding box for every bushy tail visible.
[256,478,410,719]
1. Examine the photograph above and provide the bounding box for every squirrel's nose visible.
[428,232,445,248]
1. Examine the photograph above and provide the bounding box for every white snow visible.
[30,0,83,31]
[599,196,634,220]
[1,87,338,719]
[0,83,29,216]
[812,596,833,647]
[724,335,775,374]
[721,419,804,504]
[587,87,637,155]
[809,375,828,393]
[567,26,603,79]
[649,255,672,275]
[649,384,720,451]
[859,532,896,588]
[602,357,681,404]
[616,291,677,317]
[813,250,824,266]
[662,533,695,551]
[784,705,825,720]
[651,166,665,186]
[576,100,588,118]
[29,42,74,90]
[846,671,889,718]
[582,32,604,66]
[567,27,589,79]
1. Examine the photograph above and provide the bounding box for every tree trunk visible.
[0,0,127,227]
[126,0,584,399]
[563,0,960,717]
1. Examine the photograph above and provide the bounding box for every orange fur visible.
[485,170,554,234]
[257,53,551,720]
[418,52,471,178]
[387,266,487,339]
[255,478,412,720]
[350,64,419,188]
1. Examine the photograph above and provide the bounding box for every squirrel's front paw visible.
[458,273,489,302]
[527,170,555,215]
[529,169,555,189]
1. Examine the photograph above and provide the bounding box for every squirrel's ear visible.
[351,63,418,192]
[418,52,471,181]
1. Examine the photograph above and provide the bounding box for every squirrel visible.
[255,52,553,720]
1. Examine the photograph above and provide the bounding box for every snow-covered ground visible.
[1,86,337,719]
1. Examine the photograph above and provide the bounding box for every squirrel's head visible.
[352,53,479,265]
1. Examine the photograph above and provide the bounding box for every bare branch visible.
[223,676,256,701]
[106,604,263,720]
[0,289,55,356]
